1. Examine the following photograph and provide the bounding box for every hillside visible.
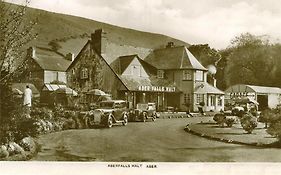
[21,5,189,57]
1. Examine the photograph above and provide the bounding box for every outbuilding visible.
[225,84,281,110]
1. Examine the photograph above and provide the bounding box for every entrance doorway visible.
[257,95,268,110]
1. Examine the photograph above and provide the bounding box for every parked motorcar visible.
[231,97,259,117]
[128,103,158,122]
[86,100,129,128]
[166,106,175,113]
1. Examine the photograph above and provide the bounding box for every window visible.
[80,68,89,79]
[183,70,192,80]
[196,94,204,104]
[218,96,223,106]
[210,96,215,106]
[157,70,164,79]
[184,94,191,105]
[195,70,204,81]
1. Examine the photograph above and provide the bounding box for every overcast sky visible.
[8,0,281,49]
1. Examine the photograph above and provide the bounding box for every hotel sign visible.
[138,85,176,92]
[229,92,256,98]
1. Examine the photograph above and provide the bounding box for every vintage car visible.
[86,100,129,128]
[128,103,158,122]
[231,97,259,117]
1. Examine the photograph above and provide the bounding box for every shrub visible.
[0,145,9,159]
[213,113,226,127]
[19,137,36,152]
[225,118,235,127]
[267,121,281,141]
[264,108,281,143]
[240,112,258,134]
[259,108,281,128]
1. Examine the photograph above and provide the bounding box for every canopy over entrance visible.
[225,84,281,95]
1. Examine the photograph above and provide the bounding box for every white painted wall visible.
[268,94,280,108]
[44,70,67,84]
[122,57,149,78]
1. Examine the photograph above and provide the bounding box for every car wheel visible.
[106,115,113,128]
[152,114,156,122]
[86,115,94,128]
[142,113,147,122]
[123,114,128,126]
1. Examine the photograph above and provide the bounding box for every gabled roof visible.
[195,82,225,95]
[225,84,281,94]
[110,54,157,75]
[33,47,71,71]
[144,46,207,70]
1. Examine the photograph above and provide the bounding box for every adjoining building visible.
[20,46,77,104]
[144,44,224,112]
[225,84,281,110]
[67,29,225,112]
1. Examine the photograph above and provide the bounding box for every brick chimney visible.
[27,47,36,58]
[91,29,106,55]
[213,78,217,87]
[66,53,75,61]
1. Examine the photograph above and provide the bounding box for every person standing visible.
[23,85,32,107]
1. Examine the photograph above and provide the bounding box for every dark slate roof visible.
[144,46,207,70]
[33,47,71,71]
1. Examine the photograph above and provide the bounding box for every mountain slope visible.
[23,5,189,51]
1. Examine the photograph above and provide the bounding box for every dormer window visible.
[157,70,164,79]
[183,70,192,80]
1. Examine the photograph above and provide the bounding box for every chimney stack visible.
[28,47,36,58]
[213,77,217,87]
[166,42,175,48]
[91,29,106,55]
[66,53,75,61]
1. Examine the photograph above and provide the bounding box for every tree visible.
[0,0,37,130]
[0,0,37,84]
[189,44,225,89]
[224,33,275,87]
[189,44,221,67]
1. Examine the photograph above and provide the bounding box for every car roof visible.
[100,100,126,103]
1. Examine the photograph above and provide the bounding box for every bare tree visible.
[0,0,37,123]
[0,0,37,85]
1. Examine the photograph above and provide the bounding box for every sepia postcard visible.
[1,0,281,174]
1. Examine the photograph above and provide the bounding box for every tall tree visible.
[0,0,37,121]
[189,44,225,89]
[0,0,37,84]
[224,33,275,87]
[189,44,221,67]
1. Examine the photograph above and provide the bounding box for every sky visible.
[7,0,281,49]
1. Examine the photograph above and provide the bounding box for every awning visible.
[42,84,67,91]
[225,84,281,94]
[195,82,224,95]
[42,84,78,96]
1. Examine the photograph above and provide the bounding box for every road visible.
[32,117,281,162]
